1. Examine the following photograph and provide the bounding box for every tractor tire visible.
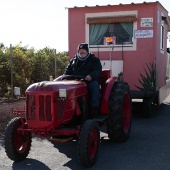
[4,117,32,161]
[106,82,132,143]
[78,120,100,168]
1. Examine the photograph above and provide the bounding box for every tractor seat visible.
[98,69,111,90]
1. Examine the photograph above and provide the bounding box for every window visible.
[160,19,164,50]
[87,15,136,46]
[86,11,137,51]
[89,22,133,45]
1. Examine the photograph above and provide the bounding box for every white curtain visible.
[89,24,109,45]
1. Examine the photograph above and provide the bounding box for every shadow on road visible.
[12,158,51,170]
[51,139,80,169]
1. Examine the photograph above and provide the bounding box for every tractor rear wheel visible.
[78,120,100,168]
[4,117,32,161]
[106,82,131,142]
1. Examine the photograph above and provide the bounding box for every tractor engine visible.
[25,80,87,132]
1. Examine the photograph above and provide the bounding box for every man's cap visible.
[78,43,89,53]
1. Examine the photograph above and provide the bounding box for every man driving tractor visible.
[64,43,102,117]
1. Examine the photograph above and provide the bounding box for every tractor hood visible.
[26,80,87,93]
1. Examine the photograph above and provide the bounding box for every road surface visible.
[0,104,170,170]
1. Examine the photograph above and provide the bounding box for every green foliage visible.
[0,43,69,96]
[56,52,69,76]
[0,44,10,91]
[135,62,156,92]
[117,71,123,81]
[4,91,11,99]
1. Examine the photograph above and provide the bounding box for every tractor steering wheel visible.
[61,75,86,81]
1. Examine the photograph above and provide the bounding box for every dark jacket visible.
[64,53,102,80]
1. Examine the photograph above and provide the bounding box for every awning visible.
[87,15,137,24]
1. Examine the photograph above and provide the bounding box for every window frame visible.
[85,11,138,52]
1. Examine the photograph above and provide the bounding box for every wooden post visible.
[54,49,57,78]
[10,44,13,99]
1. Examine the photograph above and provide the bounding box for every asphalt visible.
[160,82,170,104]
[0,84,170,170]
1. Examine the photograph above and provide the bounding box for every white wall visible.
[100,60,123,77]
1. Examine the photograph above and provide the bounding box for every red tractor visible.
[4,69,131,168]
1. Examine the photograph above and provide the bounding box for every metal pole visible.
[10,44,13,99]
[54,49,57,78]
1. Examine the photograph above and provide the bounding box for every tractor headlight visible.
[59,89,67,98]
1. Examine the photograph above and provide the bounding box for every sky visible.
[0,0,170,52]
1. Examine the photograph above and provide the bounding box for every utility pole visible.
[10,44,13,99]
[54,49,57,78]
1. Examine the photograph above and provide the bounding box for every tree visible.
[54,51,69,77]
[31,49,69,82]
[0,44,10,94]
[10,45,34,92]
[0,43,69,97]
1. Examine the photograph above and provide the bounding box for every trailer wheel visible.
[106,82,132,142]
[142,91,159,118]
[142,99,152,118]
[4,117,32,161]
[78,120,100,168]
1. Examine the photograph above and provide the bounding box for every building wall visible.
[68,2,168,90]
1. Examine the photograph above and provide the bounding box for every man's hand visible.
[85,75,92,81]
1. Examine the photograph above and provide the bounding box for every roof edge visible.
[66,1,166,11]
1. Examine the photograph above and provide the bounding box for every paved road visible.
[0,104,170,170]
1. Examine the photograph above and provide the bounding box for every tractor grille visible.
[27,95,36,120]
[27,94,52,121]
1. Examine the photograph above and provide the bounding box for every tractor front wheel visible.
[78,120,100,168]
[106,82,132,142]
[4,117,32,161]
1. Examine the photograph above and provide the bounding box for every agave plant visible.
[135,62,156,92]
[117,71,123,81]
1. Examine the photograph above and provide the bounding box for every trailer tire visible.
[4,117,32,161]
[78,120,99,168]
[106,82,132,142]
[142,91,159,118]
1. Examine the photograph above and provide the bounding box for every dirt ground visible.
[0,98,26,132]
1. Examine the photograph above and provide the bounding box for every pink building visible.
[68,1,170,96]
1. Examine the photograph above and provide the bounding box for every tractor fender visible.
[99,77,117,114]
